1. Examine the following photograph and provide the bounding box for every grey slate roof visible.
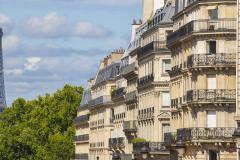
[80,90,92,107]
[154,4,175,25]
[94,62,120,85]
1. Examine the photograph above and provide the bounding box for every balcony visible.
[121,63,137,77]
[177,127,235,142]
[171,97,182,109]
[74,134,89,143]
[125,91,137,103]
[109,137,125,148]
[138,74,154,87]
[123,121,137,133]
[167,19,236,45]
[139,41,168,56]
[89,95,112,108]
[187,89,236,104]
[74,115,89,126]
[133,142,167,153]
[75,154,88,160]
[168,64,182,76]
[138,112,154,120]
[111,87,125,101]
[188,53,236,69]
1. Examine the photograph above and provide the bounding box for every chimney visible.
[130,19,141,42]
[142,0,154,23]
[142,0,165,23]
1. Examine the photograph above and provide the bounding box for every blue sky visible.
[0,0,141,105]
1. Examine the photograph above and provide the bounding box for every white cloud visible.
[0,13,13,34]
[74,21,111,38]
[24,57,42,71]
[2,35,21,52]
[22,12,68,38]
[5,69,24,76]
[22,12,112,39]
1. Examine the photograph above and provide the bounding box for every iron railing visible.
[140,41,168,55]
[138,74,154,87]
[123,121,137,133]
[167,19,236,45]
[89,95,112,107]
[133,142,167,153]
[187,89,236,103]
[121,63,137,76]
[75,153,88,160]
[177,128,235,141]
[74,115,89,126]
[188,53,236,68]
[125,91,137,103]
[138,112,154,120]
[74,134,89,142]
[109,137,125,148]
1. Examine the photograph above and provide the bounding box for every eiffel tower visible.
[0,28,6,112]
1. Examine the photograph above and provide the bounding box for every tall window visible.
[209,150,217,160]
[162,92,170,108]
[208,9,218,20]
[162,124,170,140]
[207,41,216,54]
[207,111,216,128]
[163,59,171,73]
[207,75,216,90]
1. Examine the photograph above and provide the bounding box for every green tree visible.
[0,85,83,160]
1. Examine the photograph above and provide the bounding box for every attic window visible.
[161,13,165,21]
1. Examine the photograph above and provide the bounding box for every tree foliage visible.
[0,85,83,160]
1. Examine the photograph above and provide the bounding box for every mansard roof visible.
[94,62,120,85]
[80,89,92,107]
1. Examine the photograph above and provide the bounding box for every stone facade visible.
[75,0,239,160]
[166,0,238,160]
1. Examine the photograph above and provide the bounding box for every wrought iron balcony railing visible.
[74,134,89,142]
[139,41,168,56]
[138,112,154,120]
[168,64,182,76]
[123,121,137,133]
[125,91,137,103]
[109,137,125,148]
[187,89,236,103]
[187,53,236,68]
[121,63,137,76]
[167,19,236,45]
[177,127,235,141]
[138,74,154,87]
[171,97,182,108]
[89,95,112,107]
[75,153,88,160]
[133,142,167,153]
[74,114,89,126]
[111,87,125,100]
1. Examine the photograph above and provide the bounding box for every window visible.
[163,59,171,73]
[162,92,170,108]
[207,111,216,128]
[208,9,218,20]
[162,124,170,140]
[207,41,216,54]
[207,75,216,90]
[209,150,217,160]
